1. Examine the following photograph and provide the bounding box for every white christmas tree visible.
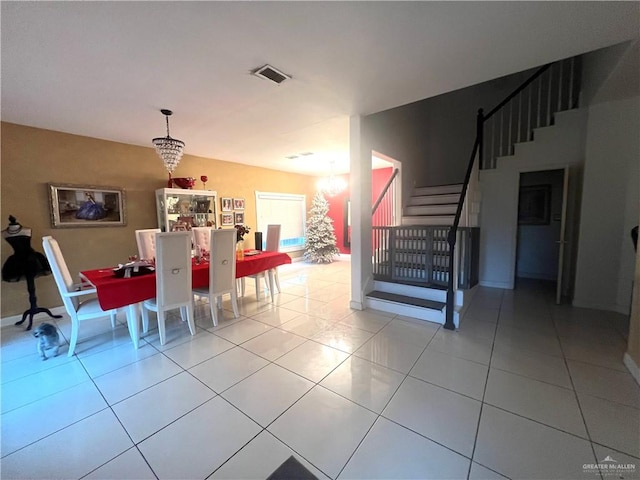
[304,191,339,263]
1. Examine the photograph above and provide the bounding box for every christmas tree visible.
[304,191,339,263]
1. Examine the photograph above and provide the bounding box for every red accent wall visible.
[326,178,350,254]
[325,167,394,255]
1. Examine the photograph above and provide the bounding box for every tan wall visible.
[1,122,318,317]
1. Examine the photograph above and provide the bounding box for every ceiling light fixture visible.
[152,109,185,183]
[318,160,347,197]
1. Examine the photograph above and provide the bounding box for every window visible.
[255,191,306,252]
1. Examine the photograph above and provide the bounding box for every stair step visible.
[366,291,445,311]
[408,193,461,206]
[413,184,463,196]
[375,279,447,290]
[405,204,457,216]
[402,215,455,226]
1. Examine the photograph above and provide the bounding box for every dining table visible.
[80,250,292,348]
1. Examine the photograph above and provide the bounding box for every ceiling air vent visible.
[252,64,291,85]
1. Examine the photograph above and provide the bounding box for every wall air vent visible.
[251,64,291,85]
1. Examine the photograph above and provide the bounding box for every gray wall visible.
[573,96,639,313]
[478,109,587,290]
[573,40,639,314]
[363,68,538,194]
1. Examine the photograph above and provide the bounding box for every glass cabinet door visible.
[155,188,217,232]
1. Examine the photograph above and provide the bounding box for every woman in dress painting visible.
[75,192,107,220]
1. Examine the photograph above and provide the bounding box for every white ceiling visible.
[2,2,638,177]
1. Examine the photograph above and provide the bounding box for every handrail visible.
[444,59,561,330]
[445,136,480,329]
[372,168,399,215]
[484,64,551,121]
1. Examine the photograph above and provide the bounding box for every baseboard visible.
[623,353,640,386]
[571,299,630,316]
[349,300,364,310]
[457,284,478,320]
[479,280,513,289]
[1,305,66,328]
[517,272,556,281]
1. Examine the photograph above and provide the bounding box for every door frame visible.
[511,164,574,300]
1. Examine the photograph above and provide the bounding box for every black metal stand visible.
[14,274,62,331]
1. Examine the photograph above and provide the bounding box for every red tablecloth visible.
[80,251,291,311]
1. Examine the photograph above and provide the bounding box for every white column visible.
[349,115,373,310]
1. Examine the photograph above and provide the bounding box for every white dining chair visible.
[191,227,213,257]
[193,229,239,326]
[141,232,195,345]
[135,228,161,261]
[240,224,281,301]
[42,236,117,357]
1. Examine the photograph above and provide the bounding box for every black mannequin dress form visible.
[2,215,61,330]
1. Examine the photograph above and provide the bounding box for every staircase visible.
[402,184,462,226]
[367,190,473,326]
[365,55,580,327]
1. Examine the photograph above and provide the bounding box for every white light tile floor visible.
[2,261,638,479]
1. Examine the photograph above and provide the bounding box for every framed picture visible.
[234,212,245,224]
[221,197,233,212]
[343,198,351,248]
[518,185,551,225]
[48,183,126,228]
[221,213,234,226]
[233,198,245,210]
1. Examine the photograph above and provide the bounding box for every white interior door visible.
[556,166,570,304]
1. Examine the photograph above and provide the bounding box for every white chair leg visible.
[68,321,79,357]
[141,306,150,334]
[273,268,281,293]
[180,306,187,323]
[231,290,239,318]
[267,270,275,303]
[186,303,196,335]
[126,304,140,349]
[158,310,167,345]
[110,311,117,328]
[209,297,218,327]
[255,276,261,300]
[240,277,246,297]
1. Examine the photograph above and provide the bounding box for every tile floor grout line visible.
[552,303,604,480]
[2,268,636,479]
[465,286,503,480]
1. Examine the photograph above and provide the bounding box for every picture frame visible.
[343,198,351,248]
[48,183,126,228]
[518,185,551,225]
[233,198,245,210]
[234,212,245,225]
[221,213,234,226]
[221,197,233,212]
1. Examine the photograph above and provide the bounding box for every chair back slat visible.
[208,229,236,296]
[192,227,213,254]
[155,232,192,309]
[266,224,281,252]
[135,228,161,260]
[42,236,78,312]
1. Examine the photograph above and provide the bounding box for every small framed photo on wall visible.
[233,198,245,210]
[234,212,245,225]
[221,197,233,212]
[221,213,234,226]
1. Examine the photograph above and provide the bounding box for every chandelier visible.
[318,161,347,197]
[152,109,185,177]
